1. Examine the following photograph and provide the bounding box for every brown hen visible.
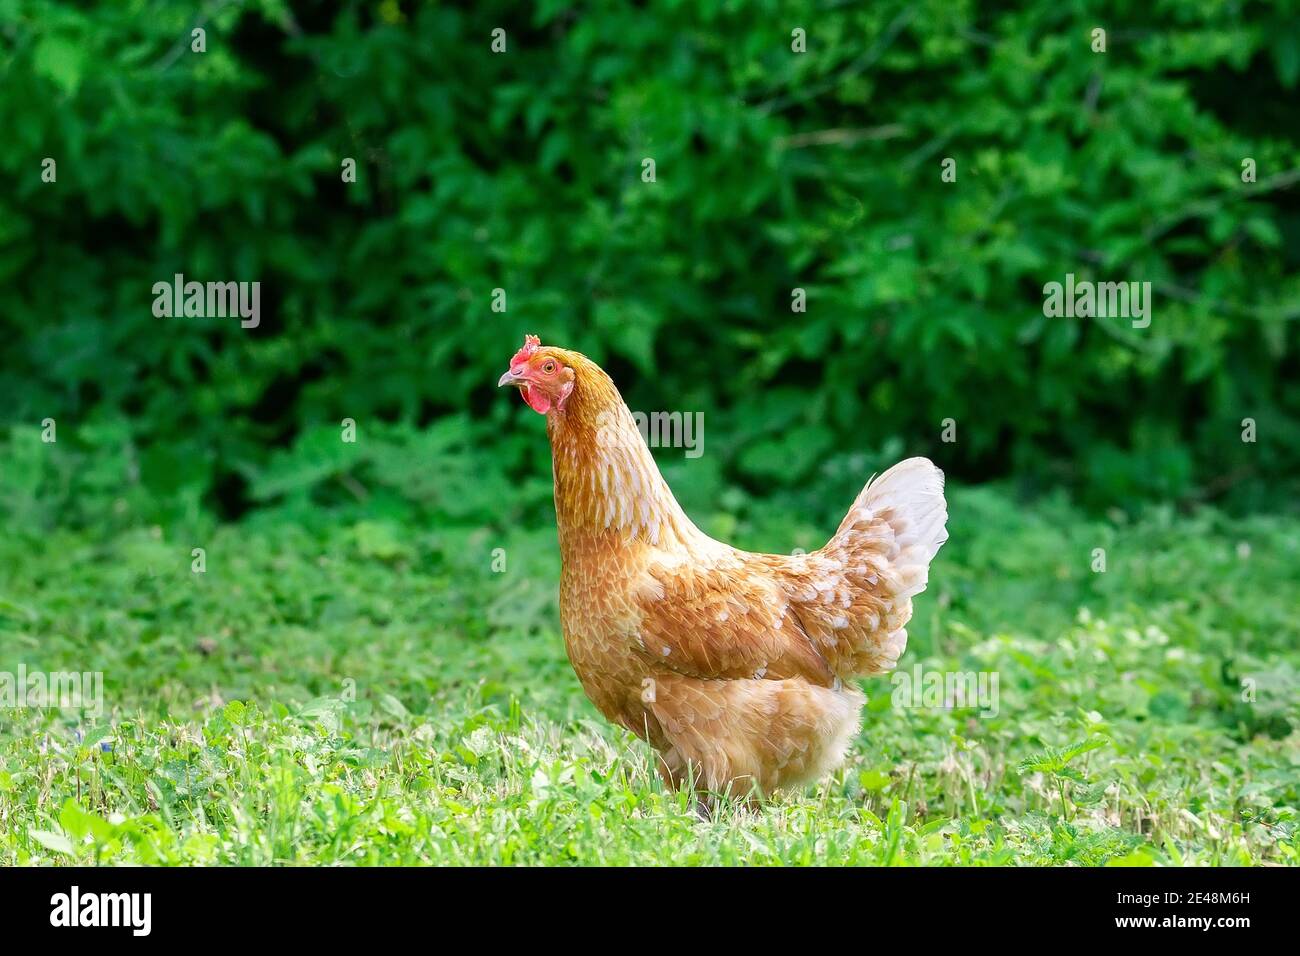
[499,335,949,800]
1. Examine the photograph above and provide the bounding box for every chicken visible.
[498,334,948,800]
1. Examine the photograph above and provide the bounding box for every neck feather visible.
[545,359,699,550]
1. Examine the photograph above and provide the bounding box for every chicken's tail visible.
[839,456,949,600]
[805,458,948,677]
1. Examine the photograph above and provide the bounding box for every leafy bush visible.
[2,0,1298,525]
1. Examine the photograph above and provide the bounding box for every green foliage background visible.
[2,0,1298,529]
[1,1,1299,868]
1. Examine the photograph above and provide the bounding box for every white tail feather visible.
[858,457,949,597]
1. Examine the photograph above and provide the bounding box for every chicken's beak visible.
[498,369,523,388]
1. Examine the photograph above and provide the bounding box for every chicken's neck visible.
[546,394,703,556]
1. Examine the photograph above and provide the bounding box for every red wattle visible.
[521,385,551,414]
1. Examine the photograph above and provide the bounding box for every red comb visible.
[511,334,541,367]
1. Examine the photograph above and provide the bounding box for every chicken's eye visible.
[542,361,556,374]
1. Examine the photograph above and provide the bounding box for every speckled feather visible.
[521,343,949,798]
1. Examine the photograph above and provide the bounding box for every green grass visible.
[0,487,1296,865]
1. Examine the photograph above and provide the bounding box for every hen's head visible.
[497,335,678,537]
[496,334,582,415]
